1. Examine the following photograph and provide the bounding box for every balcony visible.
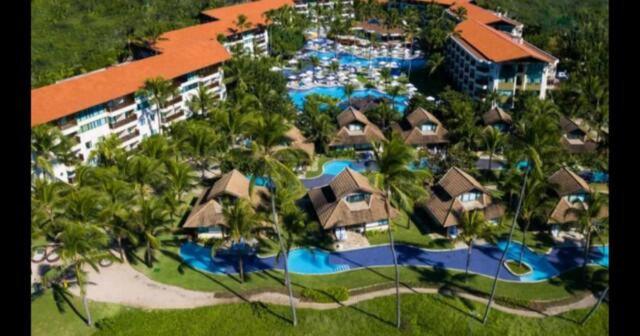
[119,129,140,143]
[106,95,135,112]
[166,95,183,106]
[59,119,78,131]
[164,110,185,123]
[109,114,137,130]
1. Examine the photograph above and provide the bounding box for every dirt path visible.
[65,262,597,317]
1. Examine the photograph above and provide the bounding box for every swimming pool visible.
[288,86,409,112]
[180,241,608,282]
[287,248,351,274]
[320,158,427,176]
[306,50,427,70]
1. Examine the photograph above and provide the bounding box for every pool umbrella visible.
[288,59,298,64]
[288,75,297,80]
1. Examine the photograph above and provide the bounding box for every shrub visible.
[300,287,349,303]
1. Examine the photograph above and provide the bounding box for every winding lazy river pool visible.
[180,241,609,283]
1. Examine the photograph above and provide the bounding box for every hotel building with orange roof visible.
[389,0,559,100]
[31,0,296,182]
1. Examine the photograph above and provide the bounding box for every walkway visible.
[70,261,597,318]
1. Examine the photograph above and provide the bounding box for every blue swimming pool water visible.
[306,50,426,70]
[289,86,409,112]
[497,241,609,281]
[323,160,365,175]
[245,174,272,188]
[287,248,350,274]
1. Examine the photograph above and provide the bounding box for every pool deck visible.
[180,241,608,283]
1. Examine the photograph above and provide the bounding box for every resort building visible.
[444,2,558,100]
[420,166,504,238]
[482,105,513,132]
[334,20,406,47]
[386,0,559,100]
[307,168,397,238]
[329,107,386,151]
[391,107,449,154]
[547,167,608,236]
[559,116,599,154]
[183,169,270,239]
[293,0,354,27]
[31,0,294,182]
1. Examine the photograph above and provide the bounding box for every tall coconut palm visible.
[174,121,222,179]
[371,133,429,329]
[246,114,306,326]
[137,134,177,163]
[43,222,112,327]
[31,124,77,180]
[298,103,336,154]
[402,7,420,78]
[123,155,164,206]
[187,84,215,117]
[88,134,125,168]
[133,198,172,267]
[380,67,392,86]
[367,102,400,135]
[344,83,356,106]
[210,100,256,148]
[482,126,506,176]
[516,178,553,265]
[223,198,262,283]
[482,161,530,324]
[138,77,178,135]
[31,178,70,241]
[96,177,137,262]
[565,191,608,269]
[456,210,493,280]
[386,84,404,112]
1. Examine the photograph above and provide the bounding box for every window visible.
[79,118,107,133]
[76,105,105,122]
[460,191,482,202]
[567,193,588,203]
[85,141,92,149]
[420,123,436,133]
[348,123,363,132]
[346,193,367,203]
[181,82,198,93]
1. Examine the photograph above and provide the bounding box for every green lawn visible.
[366,211,454,249]
[89,294,608,336]
[506,260,532,276]
[31,289,133,336]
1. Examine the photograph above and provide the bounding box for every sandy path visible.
[65,262,597,317]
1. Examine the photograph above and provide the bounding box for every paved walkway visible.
[69,262,596,318]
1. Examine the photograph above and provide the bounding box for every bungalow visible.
[421,167,504,238]
[307,168,398,239]
[547,167,608,237]
[559,116,599,154]
[482,105,512,132]
[391,107,449,154]
[329,106,386,151]
[182,169,269,239]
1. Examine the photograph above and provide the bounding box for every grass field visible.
[32,291,608,336]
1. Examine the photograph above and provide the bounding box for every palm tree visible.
[43,222,112,327]
[97,178,137,262]
[138,77,178,135]
[482,126,506,176]
[233,14,253,33]
[223,198,262,282]
[245,114,306,326]
[380,67,392,86]
[31,124,77,180]
[344,83,356,106]
[187,84,215,117]
[210,100,256,148]
[371,134,429,329]
[516,178,553,266]
[402,7,420,78]
[565,191,608,269]
[367,102,400,135]
[482,161,530,324]
[123,155,164,206]
[31,178,70,241]
[173,121,221,179]
[88,134,125,168]
[427,52,445,76]
[134,199,171,267]
[386,84,404,112]
[298,101,336,154]
[456,210,493,280]
[137,134,177,163]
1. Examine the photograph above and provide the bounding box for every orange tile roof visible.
[450,1,502,24]
[454,19,555,63]
[31,0,293,127]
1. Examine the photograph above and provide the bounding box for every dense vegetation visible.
[31,0,241,88]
